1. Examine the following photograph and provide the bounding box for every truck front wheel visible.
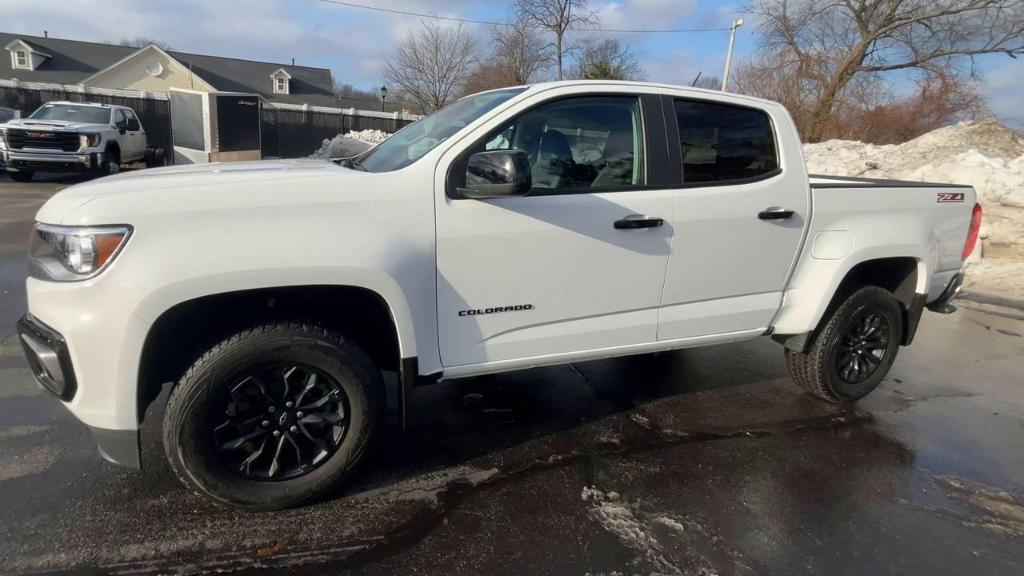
[104,148,121,175]
[163,323,383,510]
[785,286,903,403]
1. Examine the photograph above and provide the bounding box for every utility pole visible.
[721,18,744,92]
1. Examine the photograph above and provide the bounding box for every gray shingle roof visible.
[0,32,337,107]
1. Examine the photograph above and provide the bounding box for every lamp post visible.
[380,85,388,112]
[721,18,744,92]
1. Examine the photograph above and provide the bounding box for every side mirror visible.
[458,149,531,199]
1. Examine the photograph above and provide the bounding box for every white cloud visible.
[591,0,699,31]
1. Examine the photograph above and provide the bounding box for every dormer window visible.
[6,39,51,72]
[270,68,292,95]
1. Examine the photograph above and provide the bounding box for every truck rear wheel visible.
[785,286,903,403]
[163,322,383,510]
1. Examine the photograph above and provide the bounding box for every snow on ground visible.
[310,129,391,159]
[804,119,1024,300]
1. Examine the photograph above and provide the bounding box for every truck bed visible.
[808,174,973,189]
[770,173,976,336]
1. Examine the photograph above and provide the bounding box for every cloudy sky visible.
[3,0,1021,126]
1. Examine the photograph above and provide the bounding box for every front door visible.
[658,96,810,340]
[435,94,674,367]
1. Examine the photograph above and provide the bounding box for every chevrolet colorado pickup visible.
[1,101,162,181]
[17,81,981,509]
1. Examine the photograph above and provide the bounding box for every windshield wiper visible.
[335,156,367,171]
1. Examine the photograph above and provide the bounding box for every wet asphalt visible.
[1,173,1023,575]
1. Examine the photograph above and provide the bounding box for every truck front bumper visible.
[19,274,150,469]
[1,150,103,173]
[17,314,141,469]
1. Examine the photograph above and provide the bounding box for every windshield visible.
[30,104,111,124]
[353,88,526,173]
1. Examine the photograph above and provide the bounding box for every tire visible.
[8,170,33,182]
[785,286,903,403]
[145,147,167,168]
[104,148,121,175]
[163,322,383,510]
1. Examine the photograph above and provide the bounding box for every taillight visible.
[962,203,983,260]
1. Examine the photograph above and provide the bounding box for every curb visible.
[958,290,1024,311]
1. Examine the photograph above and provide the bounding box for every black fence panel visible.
[2,85,416,162]
[0,86,173,162]
[260,106,415,158]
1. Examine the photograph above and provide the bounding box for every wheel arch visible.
[136,284,406,425]
[773,256,924,352]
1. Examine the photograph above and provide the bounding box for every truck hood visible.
[2,119,110,132]
[36,159,372,225]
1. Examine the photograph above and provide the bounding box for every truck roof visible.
[510,80,784,109]
[40,101,117,109]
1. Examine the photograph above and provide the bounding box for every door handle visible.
[758,207,795,220]
[614,215,664,229]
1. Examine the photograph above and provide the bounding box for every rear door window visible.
[673,99,778,184]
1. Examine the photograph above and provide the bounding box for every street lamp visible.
[721,18,744,92]
[380,85,388,111]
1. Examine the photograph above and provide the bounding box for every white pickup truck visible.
[0,101,161,181]
[17,81,980,509]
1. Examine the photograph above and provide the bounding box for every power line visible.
[318,0,730,33]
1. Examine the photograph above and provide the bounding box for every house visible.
[1,32,338,108]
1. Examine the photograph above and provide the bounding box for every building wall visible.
[84,50,210,93]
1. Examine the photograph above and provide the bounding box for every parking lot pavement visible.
[1,175,1023,575]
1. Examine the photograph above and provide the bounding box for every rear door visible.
[117,109,146,160]
[658,96,810,340]
[435,92,675,367]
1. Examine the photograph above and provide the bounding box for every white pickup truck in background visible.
[0,101,163,181]
[17,81,981,509]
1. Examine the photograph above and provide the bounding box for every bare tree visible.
[462,62,515,95]
[691,73,723,90]
[570,38,644,80]
[750,0,1024,141]
[515,0,594,80]
[118,37,173,50]
[383,20,478,113]
[463,21,552,95]
[493,20,552,84]
[333,82,381,104]
[855,70,988,143]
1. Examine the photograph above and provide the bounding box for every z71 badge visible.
[937,192,964,203]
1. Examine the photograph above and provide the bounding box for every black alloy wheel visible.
[213,364,349,481]
[834,311,890,384]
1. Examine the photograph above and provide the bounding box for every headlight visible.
[29,224,132,281]
[78,133,100,151]
[0,129,7,151]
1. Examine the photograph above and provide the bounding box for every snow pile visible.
[804,119,1024,250]
[310,129,391,159]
